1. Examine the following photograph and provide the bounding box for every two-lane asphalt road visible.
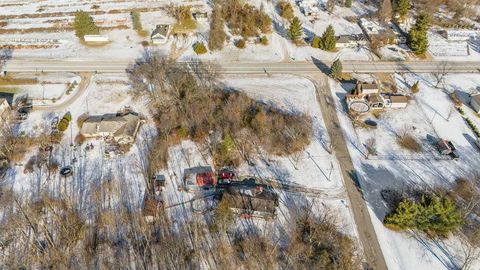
[3,58,480,74]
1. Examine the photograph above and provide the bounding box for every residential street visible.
[3,58,480,73]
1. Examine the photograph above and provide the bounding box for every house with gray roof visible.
[80,112,142,144]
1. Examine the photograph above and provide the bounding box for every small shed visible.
[470,94,480,113]
[153,174,166,187]
[84,35,109,43]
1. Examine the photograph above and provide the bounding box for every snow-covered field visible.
[0,0,374,62]
[330,73,480,270]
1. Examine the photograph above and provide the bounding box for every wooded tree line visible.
[0,183,359,269]
[128,53,312,169]
[208,0,271,50]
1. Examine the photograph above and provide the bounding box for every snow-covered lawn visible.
[330,73,480,270]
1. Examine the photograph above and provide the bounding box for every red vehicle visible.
[217,167,236,185]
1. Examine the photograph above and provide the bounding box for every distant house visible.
[80,111,142,144]
[302,6,320,18]
[151,24,172,44]
[83,35,109,43]
[220,184,279,218]
[336,35,368,48]
[470,94,480,113]
[183,166,216,191]
[192,12,208,22]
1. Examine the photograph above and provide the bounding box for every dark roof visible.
[151,24,170,38]
[184,166,213,175]
[221,186,278,215]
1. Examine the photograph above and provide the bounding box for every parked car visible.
[60,166,73,177]
[437,139,459,160]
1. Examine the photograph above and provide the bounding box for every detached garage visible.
[386,95,408,109]
[470,94,480,113]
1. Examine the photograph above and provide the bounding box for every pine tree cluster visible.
[385,194,463,237]
[73,10,100,39]
[407,13,430,55]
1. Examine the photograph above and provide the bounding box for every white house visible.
[193,12,208,22]
[83,35,109,43]
[470,94,480,113]
[356,82,380,95]
[336,35,368,48]
[151,24,172,44]
[444,30,480,41]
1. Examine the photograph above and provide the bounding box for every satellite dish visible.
[349,100,370,113]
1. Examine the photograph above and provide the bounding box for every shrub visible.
[235,39,246,49]
[57,119,69,132]
[57,112,72,132]
[193,42,207,54]
[73,10,100,39]
[278,1,294,21]
[63,112,72,122]
[260,35,268,45]
[397,134,422,152]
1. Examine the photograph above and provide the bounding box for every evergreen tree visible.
[384,195,463,236]
[344,0,352,8]
[394,0,410,20]
[330,59,343,80]
[384,199,419,229]
[288,17,303,41]
[194,42,208,54]
[411,80,420,93]
[311,36,321,48]
[407,13,430,55]
[73,10,100,39]
[320,25,336,51]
